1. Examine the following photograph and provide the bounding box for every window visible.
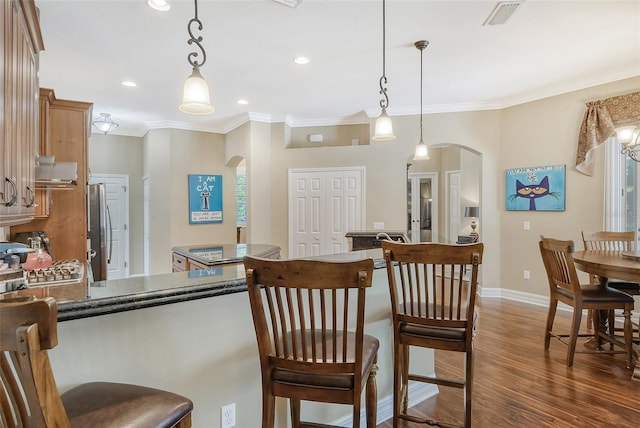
[606,138,638,237]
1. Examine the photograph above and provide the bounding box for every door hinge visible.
[124,224,127,230]
[123,185,127,193]
[124,261,128,268]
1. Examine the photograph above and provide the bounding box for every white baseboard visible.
[480,288,572,312]
[332,381,439,427]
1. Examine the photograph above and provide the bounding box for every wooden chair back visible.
[382,241,483,344]
[243,256,374,398]
[0,296,70,427]
[581,231,635,251]
[539,237,582,299]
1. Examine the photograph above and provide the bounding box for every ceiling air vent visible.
[483,1,523,26]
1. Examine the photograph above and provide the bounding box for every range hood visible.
[35,156,78,189]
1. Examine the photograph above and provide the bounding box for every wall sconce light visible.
[464,206,480,241]
[179,0,215,115]
[91,113,119,135]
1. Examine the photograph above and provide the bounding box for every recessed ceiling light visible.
[121,81,137,87]
[237,99,249,105]
[294,56,309,65]
[147,0,170,12]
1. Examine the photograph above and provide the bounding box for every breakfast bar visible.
[40,248,434,428]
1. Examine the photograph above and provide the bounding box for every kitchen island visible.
[43,248,435,428]
[171,243,280,272]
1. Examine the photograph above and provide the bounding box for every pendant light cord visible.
[420,45,423,139]
[378,0,389,109]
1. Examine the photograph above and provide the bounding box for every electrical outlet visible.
[523,270,530,280]
[221,403,236,428]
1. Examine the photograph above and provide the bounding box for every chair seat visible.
[272,332,379,390]
[400,323,467,341]
[607,281,640,292]
[557,285,635,304]
[61,382,193,428]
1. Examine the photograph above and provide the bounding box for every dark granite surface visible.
[171,243,280,266]
[57,248,383,321]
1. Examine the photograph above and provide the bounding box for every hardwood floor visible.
[376,297,640,428]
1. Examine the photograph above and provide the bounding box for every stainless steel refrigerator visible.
[88,183,111,282]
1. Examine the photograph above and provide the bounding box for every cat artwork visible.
[508,175,562,211]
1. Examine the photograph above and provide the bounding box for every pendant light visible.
[372,0,395,141]
[413,40,430,160]
[179,0,215,115]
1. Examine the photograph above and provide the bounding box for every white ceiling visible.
[35,0,640,137]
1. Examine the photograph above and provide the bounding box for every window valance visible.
[576,91,640,176]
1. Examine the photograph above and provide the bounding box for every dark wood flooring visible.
[377,297,640,428]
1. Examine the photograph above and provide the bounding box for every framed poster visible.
[188,174,223,224]
[505,164,565,211]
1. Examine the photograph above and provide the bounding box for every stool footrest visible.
[408,373,465,389]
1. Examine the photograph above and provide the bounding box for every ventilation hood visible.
[35,156,78,189]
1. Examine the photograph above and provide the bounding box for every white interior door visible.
[89,174,129,279]
[446,170,461,244]
[289,167,364,258]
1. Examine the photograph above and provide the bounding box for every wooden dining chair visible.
[0,296,193,428]
[243,256,378,428]
[581,231,640,295]
[382,241,483,428]
[539,236,634,368]
[581,231,640,339]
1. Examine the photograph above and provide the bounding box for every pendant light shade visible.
[373,107,395,141]
[372,0,395,141]
[413,40,430,160]
[179,67,215,114]
[179,0,214,115]
[414,138,428,159]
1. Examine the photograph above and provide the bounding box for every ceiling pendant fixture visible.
[413,40,430,160]
[179,0,215,115]
[91,113,119,135]
[372,0,395,141]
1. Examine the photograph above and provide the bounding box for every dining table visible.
[573,249,640,381]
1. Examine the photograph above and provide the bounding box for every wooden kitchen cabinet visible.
[11,91,93,264]
[0,0,45,226]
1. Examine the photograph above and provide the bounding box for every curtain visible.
[575,91,640,176]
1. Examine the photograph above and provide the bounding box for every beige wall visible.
[89,133,144,274]
[499,76,640,298]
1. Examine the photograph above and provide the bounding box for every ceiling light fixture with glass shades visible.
[179,0,215,115]
[617,125,640,162]
[413,40,430,160]
[372,0,395,141]
[91,113,119,135]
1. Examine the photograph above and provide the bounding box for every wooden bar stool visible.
[244,256,378,428]
[382,241,483,428]
[0,296,193,427]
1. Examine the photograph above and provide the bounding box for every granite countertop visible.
[171,243,280,266]
[56,248,384,321]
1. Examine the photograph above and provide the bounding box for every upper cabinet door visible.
[0,0,44,227]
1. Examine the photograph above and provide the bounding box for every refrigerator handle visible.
[106,204,113,264]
